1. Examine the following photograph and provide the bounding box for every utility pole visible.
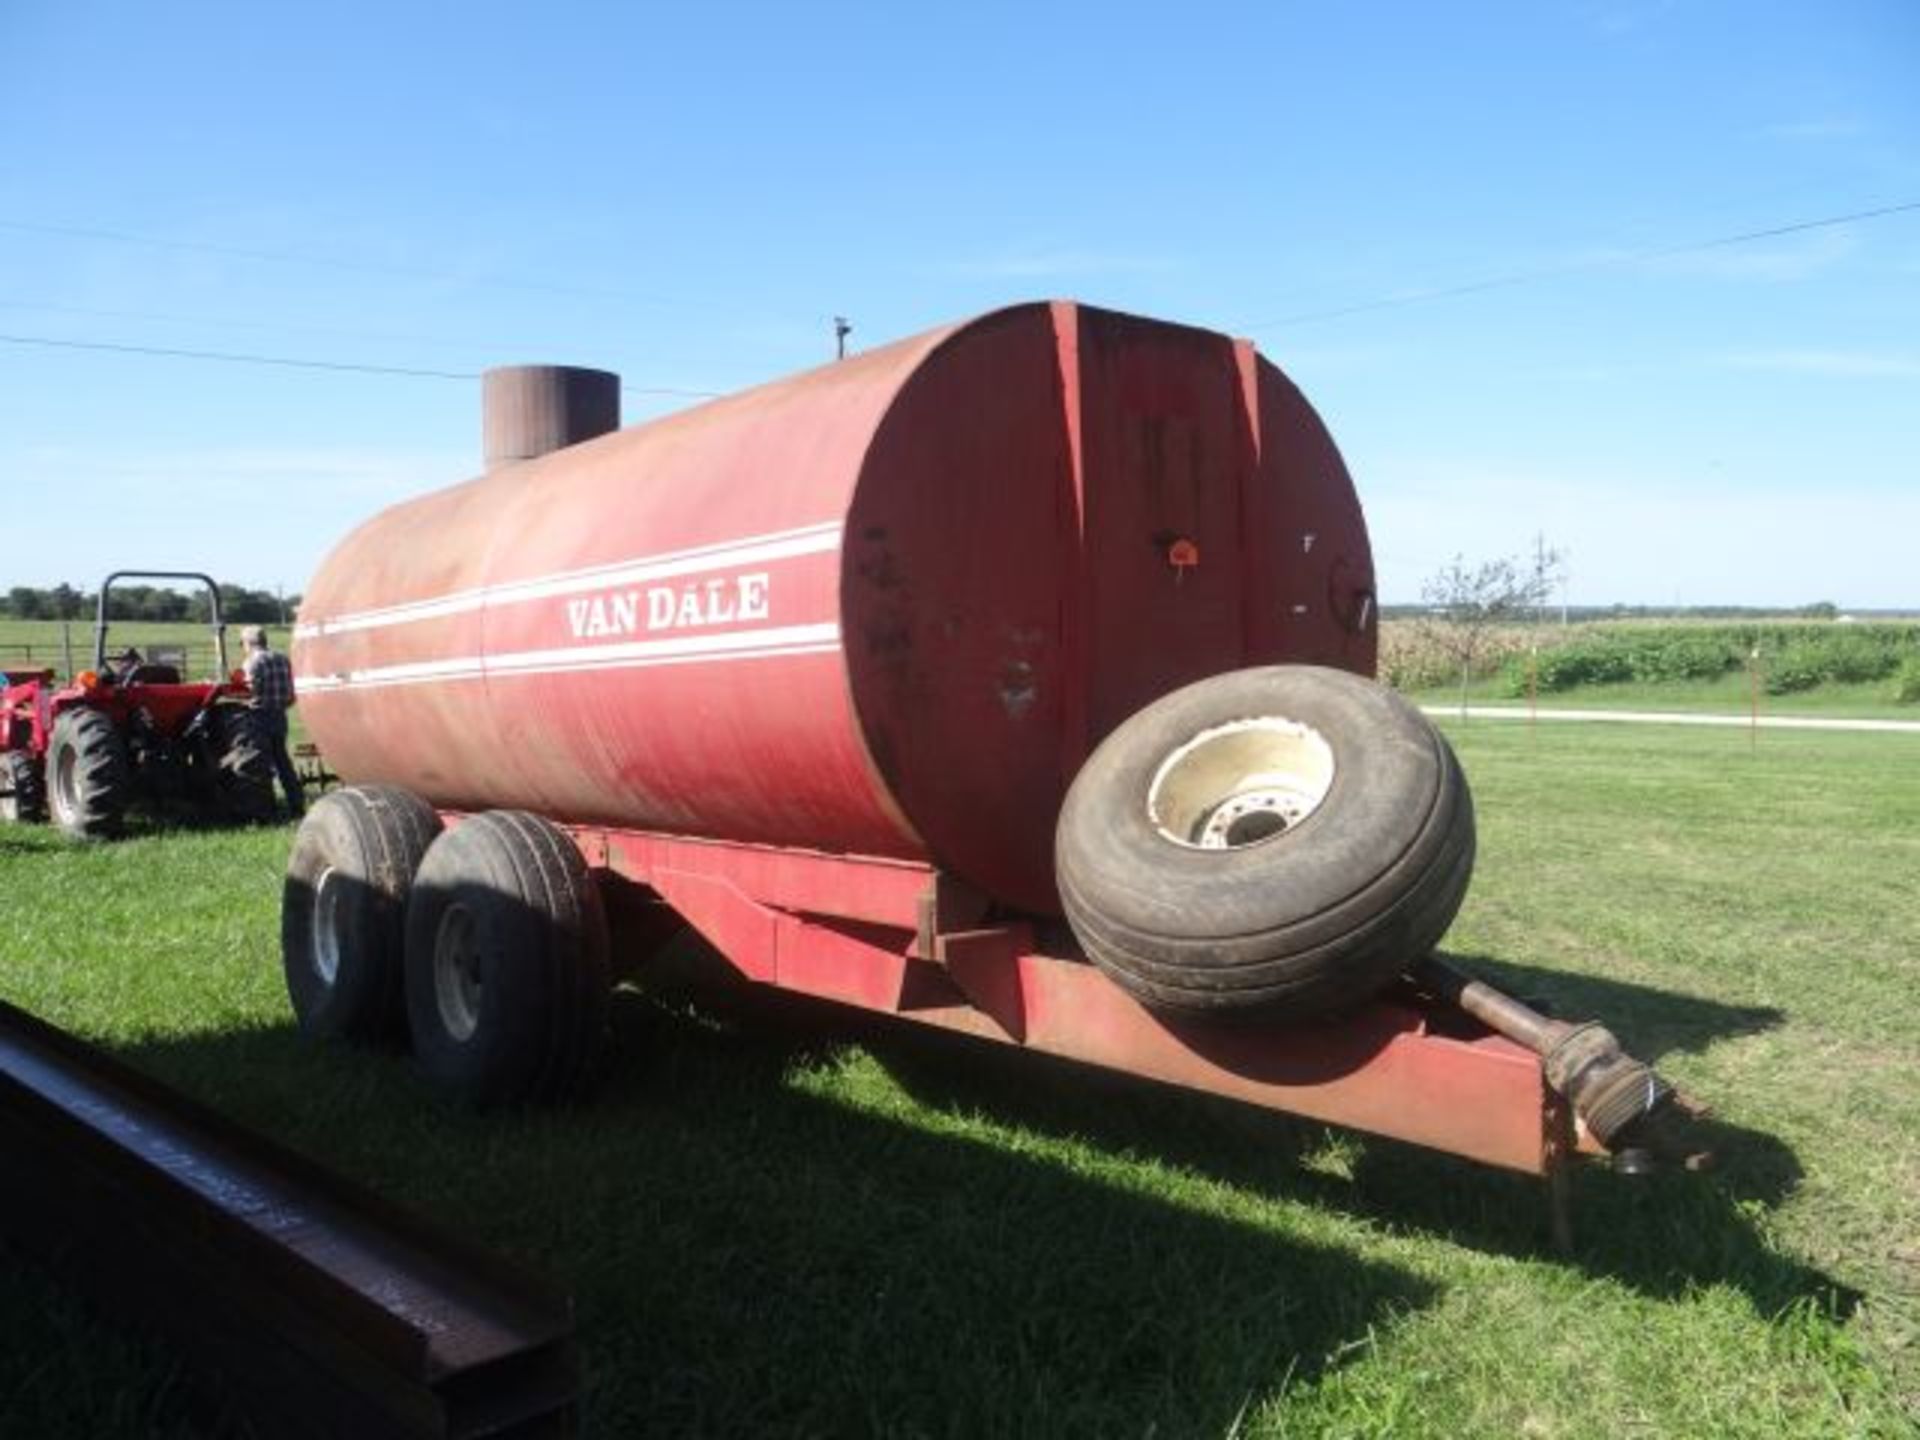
[833,316,852,361]
[1534,532,1548,626]
[1532,531,1567,626]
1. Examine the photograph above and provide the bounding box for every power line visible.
[0,216,690,310]
[0,331,473,380]
[1241,198,1920,331]
[0,331,722,398]
[0,295,556,356]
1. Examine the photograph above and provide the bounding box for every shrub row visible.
[1893,656,1920,705]
[1500,635,1740,693]
[1450,622,1920,701]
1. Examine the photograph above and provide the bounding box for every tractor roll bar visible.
[93,571,229,677]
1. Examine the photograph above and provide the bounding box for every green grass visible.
[2,723,1918,1436]
[1408,670,1920,720]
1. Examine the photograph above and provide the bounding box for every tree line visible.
[1,583,297,625]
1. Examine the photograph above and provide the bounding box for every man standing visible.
[240,624,304,818]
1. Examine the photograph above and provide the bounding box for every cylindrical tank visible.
[293,301,1376,914]
[482,365,621,469]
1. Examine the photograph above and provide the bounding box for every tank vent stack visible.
[482,365,621,469]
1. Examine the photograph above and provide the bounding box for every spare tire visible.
[1056,665,1474,1019]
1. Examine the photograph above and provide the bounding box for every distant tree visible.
[151,588,192,622]
[5,587,47,620]
[48,582,85,620]
[233,587,284,624]
[201,584,282,624]
[1800,600,1839,621]
[1,580,295,627]
[106,585,166,621]
[1418,549,1563,716]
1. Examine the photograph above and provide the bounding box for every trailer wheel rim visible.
[310,865,343,986]
[1146,716,1336,850]
[433,902,484,1043]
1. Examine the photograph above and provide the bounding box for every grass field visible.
[0,619,294,676]
[1405,671,1920,720]
[1,721,1916,1437]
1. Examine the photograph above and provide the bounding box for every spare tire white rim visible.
[1147,716,1336,850]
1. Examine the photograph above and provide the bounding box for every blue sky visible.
[2,1,1915,606]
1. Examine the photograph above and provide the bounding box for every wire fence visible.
[0,630,236,683]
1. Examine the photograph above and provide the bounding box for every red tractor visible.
[0,571,276,839]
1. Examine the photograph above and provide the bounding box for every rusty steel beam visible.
[0,999,577,1438]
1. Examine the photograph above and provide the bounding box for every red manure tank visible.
[282,297,1693,1184]
[295,301,1379,916]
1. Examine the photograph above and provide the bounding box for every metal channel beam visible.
[0,1000,577,1438]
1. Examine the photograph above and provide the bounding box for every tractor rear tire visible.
[46,708,131,841]
[404,811,612,1107]
[283,786,443,1044]
[1,751,45,823]
[210,707,277,823]
[1056,665,1476,1020]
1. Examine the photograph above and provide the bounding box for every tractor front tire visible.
[47,709,130,841]
[404,811,612,1107]
[1,751,46,823]
[283,786,443,1045]
[210,707,277,823]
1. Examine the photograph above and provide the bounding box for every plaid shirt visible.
[243,648,296,712]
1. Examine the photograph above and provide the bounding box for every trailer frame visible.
[558,823,1603,1185]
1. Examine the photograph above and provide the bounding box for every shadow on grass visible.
[0,829,62,858]
[0,1241,223,1440]
[738,956,1839,1321]
[12,1000,1440,1439]
[1436,950,1787,1066]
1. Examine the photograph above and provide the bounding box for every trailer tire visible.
[47,708,130,840]
[1,751,45,823]
[1056,665,1475,1020]
[210,707,277,822]
[283,786,443,1044]
[404,811,612,1107]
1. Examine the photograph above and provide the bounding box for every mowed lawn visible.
[1406,671,1920,722]
[0,721,1915,1437]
